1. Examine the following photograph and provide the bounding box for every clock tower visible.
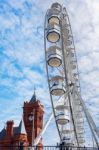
[23,91,44,146]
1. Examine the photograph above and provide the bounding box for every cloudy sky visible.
[0,0,99,146]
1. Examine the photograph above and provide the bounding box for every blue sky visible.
[0,0,99,146]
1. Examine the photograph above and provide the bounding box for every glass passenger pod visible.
[76,84,81,92]
[51,3,62,12]
[74,100,81,105]
[76,124,83,128]
[68,48,75,57]
[55,104,69,111]
[47,24,60,43]
[61,124,72,134]
[56,110,70,125]
[62,136,71,145]
[76,85,81,93]
[74,112,83,118]
[77,131,84,136]
[75,106,82,112]
[65,39,72,46]
[73,98,79,104]
[71,60,77,70]
[76,119,84,124]
[78,138,85,143]
[50,76,66,96]
[48,2,61,25]
[48,13,60,25]
[63,29,70,36]
[73,73,79,81]
[77,134,84,138]
[77,126,84,131]
[77,129,84,134]
[47,46,62,67]
[62,129,72,134]
[76,115,83,120]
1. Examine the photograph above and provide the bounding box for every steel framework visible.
[33,3,99,148]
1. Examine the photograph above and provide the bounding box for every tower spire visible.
[17,118,26,135]
[30,86,37,102]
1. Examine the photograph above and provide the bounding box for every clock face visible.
[28,115,34,121]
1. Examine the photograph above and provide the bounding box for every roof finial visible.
[30,86,37,102]
[34,86,36,96]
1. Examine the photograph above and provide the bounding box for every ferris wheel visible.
[44,2,84,146]
[33,2,99,148]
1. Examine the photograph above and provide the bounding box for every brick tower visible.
[23,91,44,146]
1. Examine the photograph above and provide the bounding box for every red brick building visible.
[0,92,44,150]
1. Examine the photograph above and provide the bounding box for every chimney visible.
[6,120,14,137]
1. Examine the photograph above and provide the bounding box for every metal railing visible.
[0,146,98,150]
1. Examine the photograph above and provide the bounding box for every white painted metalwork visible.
[32,2,99,148]
[44,2,84,147]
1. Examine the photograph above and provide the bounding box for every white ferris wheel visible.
[33,2,99,148]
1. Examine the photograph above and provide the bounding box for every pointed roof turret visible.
[30,87,37,102]
[0,128,6,139]
[17,119,26,135]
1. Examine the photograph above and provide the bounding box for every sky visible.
[0,0,99,146]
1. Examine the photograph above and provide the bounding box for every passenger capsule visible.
[77,129,84,134]
[70,50,75,57]
[48,3,61,25]
[77,126,84,130]
[71,60,77,69]
[50,76,66,96]
[77,134,84,138]
[75,106,82,112]
[73,73,79,81]
[66,39,72,46]
[56,111,70,125]
[47,24,60,43]
[62,28,69,36]
[76,124,83,128]
[62,136,71,145]
[78,138,85,143]
[76,119,84,124]
[61,125,72,134]
[62,129,72,134]
[55,104,69,111]
[48,15,60,25]
[51,3,62,12]
[74,112,83,118]
[74,100,81,105]
[47,46,62,67]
